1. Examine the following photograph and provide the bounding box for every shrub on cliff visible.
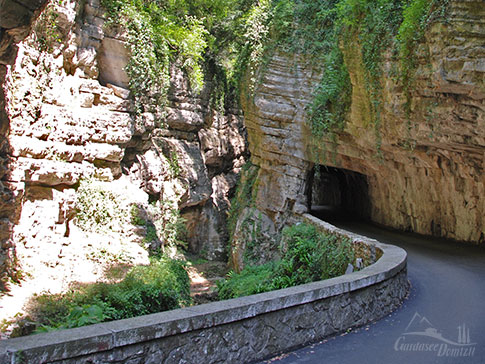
[74,178,130,233]
[100,0,256,120]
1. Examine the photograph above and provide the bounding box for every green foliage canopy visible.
[100,0,256,119]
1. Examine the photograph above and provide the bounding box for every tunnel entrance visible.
[307,165,371,221]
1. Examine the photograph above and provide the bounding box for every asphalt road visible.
[258,212,485,364]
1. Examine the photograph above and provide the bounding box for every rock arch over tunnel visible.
[307,165,371,220]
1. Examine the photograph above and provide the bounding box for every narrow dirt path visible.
[186,258,228,305]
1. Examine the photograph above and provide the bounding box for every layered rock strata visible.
[0,0,50,286]
[239,0,484,259]
[0,0,247,290]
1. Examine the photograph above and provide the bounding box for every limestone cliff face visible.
[0,0,49,286]
[0,0,247,286]
[240,0,484,251]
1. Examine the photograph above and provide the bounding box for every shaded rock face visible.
[0,0,247,284]
[242,0,484,246]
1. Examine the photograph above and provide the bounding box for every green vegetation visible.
[75,178,187,253]
[233,0,272,98]
[217,261,277,299]
[33,0,66,52]
[217,223,355,299]
[336,0,405,155]
[398,0,434,90]
[36,0,448,144]
[100,0,258,121]
[397,0,450,129]
[167,151,181,178]
[236,0,449,154]
[240,213,268,266]
[74,178,129,233]
[94,0,449,151]
[131,202,188,252]
[24,257,190,334]
[101,0,205,122]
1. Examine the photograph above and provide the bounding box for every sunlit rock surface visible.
[0,0,247,313]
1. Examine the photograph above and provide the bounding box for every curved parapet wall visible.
[0,216,408,363]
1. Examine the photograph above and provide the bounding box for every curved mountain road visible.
[258,213,485,364]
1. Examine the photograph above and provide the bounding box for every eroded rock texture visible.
[0,0,247,289]
[240,0,484,251]
[0,0,49,287]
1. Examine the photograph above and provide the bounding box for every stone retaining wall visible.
[0,215,408,363]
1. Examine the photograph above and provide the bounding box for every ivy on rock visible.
[236,0,450,155]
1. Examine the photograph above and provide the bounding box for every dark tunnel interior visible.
[307,165,371,221]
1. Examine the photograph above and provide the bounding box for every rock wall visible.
[0,0,50,287]
[0,0,247,288]
[240,0,484,248]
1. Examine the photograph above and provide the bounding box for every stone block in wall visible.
[166,107,205,132]
[98,36,130,88]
